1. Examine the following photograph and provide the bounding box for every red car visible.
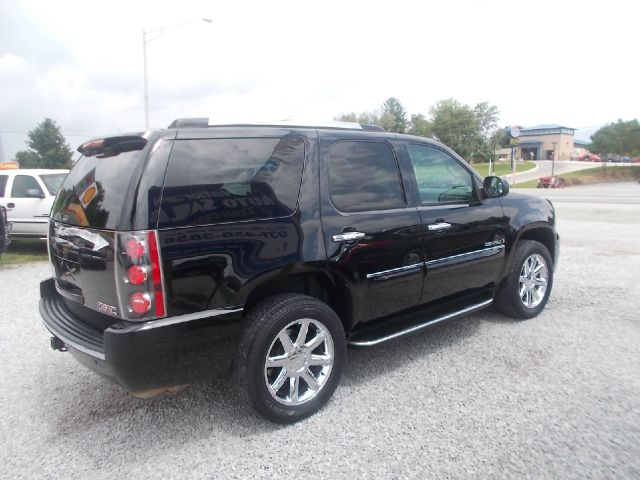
[576,153,601,162]
[537,176,566,188]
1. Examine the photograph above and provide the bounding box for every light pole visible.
[551,141,557,177]
[143,18,212,129]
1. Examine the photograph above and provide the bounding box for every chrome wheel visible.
[264,318,334,406]
[519,254,548,309]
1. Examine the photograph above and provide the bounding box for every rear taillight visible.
[129,292,152,314]
[127,266,147,285]
[116,230,166,321]
[125,238,146,260]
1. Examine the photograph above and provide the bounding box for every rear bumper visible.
[39,278,243,391]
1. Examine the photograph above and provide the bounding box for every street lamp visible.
[143,18,212,129]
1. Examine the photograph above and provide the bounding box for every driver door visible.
[404,143,508,304]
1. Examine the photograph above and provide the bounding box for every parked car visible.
[0,168,69,238]
[0,204,10,259]
[606,154,625,163]
[39,120,559,423]
[576,153,601,162]
[537,176,566,188]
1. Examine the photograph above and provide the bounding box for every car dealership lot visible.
[1,183,639,479]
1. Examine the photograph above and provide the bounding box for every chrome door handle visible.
[332,231,366,242]
[427,222,451,231]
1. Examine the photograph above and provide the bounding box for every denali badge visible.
[97,302,118,316]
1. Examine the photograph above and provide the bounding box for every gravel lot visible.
[1,183,639,479]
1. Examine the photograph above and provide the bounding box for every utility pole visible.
[142,18,212,129]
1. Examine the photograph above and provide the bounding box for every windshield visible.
[39,173,68,195]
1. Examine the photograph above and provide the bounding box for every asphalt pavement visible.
[0,183,638,479]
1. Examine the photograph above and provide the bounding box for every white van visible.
[0,168,69,238]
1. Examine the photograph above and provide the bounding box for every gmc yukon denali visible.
[39,119,559,423]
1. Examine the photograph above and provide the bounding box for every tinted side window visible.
[160,137,305,227]
[0,175,7,197]
[11,175,43,198]
[408,144,474,204]
[329,141,405,212]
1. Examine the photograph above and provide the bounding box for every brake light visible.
[116,230,166,321]
[127,266,147,285]
[78,135,147,158]
[129,292,152,314]
[125,238,146,260]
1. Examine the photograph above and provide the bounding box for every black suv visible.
[39,120,559,423]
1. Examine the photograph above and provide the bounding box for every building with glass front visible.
[517,124,576,161]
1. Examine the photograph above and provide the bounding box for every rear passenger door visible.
[320,136,424,326]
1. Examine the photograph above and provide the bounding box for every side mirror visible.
[25,188,45,199]
[483,176,510,198]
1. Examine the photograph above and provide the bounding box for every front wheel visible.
[233,294,346,423]
[494,240,554,319]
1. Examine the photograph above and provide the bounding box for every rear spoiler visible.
[78,136,147,158]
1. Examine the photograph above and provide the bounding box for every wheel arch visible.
[504,224,557,280]
[240,269,354,335]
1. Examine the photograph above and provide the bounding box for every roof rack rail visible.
[167,117,209,129]
[360,124,386,132]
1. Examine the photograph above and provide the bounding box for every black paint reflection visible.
[159,220,302,314]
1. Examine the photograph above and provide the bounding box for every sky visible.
[0,0,638,161]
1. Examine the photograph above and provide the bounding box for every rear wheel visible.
[233,294,346,423]
[495,240,553,319]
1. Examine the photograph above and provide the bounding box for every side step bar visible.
[348,298,493,347]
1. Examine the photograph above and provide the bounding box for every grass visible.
[514,165,640,188]
[0,238,49,265]
[471,161,536,177]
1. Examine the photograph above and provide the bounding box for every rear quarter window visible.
[159,136,305,227]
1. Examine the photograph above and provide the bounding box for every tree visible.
[379,97,407,133]
[590,119,640,156]
[474,102,500,141]
[429,99,481,161]
[470,102,501,162]
[335,111,380,125]
[407,113,432,137]
[14,118,73,168]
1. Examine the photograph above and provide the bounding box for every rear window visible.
[159,137,305,227]
[39,173,67,195]
[328,141,405,212]
[51,150,144,229]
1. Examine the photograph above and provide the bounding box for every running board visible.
[348,298,493,347]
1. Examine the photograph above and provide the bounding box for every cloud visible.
[0,0,638,163]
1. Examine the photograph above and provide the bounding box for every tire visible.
[494,240,554,319]
[233,294,346,423]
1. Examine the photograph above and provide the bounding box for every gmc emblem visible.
[97,302,118,316]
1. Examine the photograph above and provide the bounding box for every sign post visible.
[509,126,520,187]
